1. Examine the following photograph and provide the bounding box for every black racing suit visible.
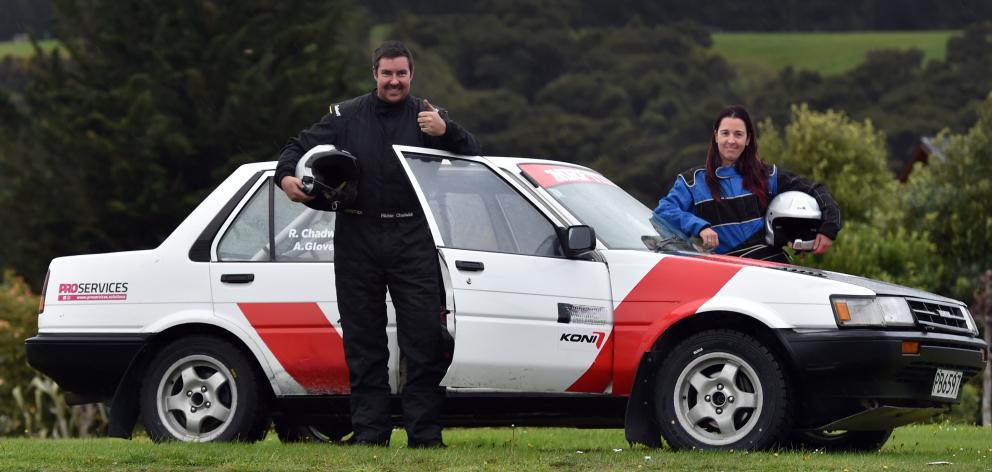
[276,91,481,444]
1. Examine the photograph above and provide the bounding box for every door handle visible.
[221,273,255,284]
[455,260,485,271]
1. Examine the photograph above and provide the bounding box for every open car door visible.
[394,146,614,393]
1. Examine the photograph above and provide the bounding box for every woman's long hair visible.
[705,105,769,208]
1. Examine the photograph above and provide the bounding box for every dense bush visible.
[0,269,107,437]
[0,269,41,433]
[904,95,992,300]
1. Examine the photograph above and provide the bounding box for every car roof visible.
[483,155,596,174]
[244,154,597,176]
[236,161,277,173]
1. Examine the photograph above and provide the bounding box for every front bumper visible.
[25,333,150,399]
[780,329,987,402]
[779,329,987,430]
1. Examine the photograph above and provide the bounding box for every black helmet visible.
[765,191,821,250]
[294,145,360,212]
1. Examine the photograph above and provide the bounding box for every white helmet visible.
[294,145,359,212]
[765,191,821,250]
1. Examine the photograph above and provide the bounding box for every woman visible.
[653,105,841,262]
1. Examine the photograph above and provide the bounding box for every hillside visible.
[712,30,953,77]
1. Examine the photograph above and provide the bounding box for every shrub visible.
[0,269,106,436]
[759,105,942,290]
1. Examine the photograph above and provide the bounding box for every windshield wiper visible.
[642,235,684,252]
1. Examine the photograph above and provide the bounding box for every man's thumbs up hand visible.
[418,99,446,137]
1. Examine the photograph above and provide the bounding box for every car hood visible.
[693,253,962,305]
[819,270,961,305]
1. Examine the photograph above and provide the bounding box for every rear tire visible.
[786,429,892,452]
[654,329,791,450]
[273,416,352,443]
[140,335,270,442]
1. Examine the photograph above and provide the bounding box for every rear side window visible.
[217,177,336,262]
[217,183,269,261]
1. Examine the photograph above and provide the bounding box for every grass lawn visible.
[712,31,955,77]
[0,424,989,471]
[0,39,62,59]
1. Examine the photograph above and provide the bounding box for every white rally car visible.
[26,146,988,451]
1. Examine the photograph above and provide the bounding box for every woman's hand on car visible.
[699,227,719,248]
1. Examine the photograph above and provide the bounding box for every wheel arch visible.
[107,322,277,439]
[652,311,793,368]
[624,310,798,447]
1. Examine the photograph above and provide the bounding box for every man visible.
[276,40,481,448]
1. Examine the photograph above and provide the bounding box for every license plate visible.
[931,369,963,399]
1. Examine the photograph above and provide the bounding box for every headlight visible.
[831,295,915,327]
[962,306,979,336]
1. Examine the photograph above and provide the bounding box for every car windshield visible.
[518,163,699,252]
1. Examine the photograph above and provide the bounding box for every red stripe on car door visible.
[566,333,614,392]
[238,302,350,394]
[567,256,741,395]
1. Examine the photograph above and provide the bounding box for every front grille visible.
[907,299,972,334]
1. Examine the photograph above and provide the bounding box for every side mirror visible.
[559,225,596,258]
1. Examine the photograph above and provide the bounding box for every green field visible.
[0,39,62,59]
[712,31,954,77]
[0,424,989,471]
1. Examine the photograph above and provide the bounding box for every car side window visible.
[405,155,562,257]
[273,186,335,262]
[217,177,336,262]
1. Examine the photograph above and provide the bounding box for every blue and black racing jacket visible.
[653,164,842,254]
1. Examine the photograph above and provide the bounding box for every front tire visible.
[140,335,271,442]
[655,330,791,450]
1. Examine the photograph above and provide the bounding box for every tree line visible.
[2,1,992,297]
[363,0,992,31]
[8,0,992,41]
